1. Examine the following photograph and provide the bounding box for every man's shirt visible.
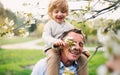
[31,58,78,75]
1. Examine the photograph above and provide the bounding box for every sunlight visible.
[1,0,120,19]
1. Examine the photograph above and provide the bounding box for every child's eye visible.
[61,10,66,13]
[55,10,59,13]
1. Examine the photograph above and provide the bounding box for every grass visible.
[0,49,106,75]
[0,37,37,45]
[88,51,106,75]
[0,49,45,75]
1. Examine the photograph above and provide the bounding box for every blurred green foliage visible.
[0,49,45,75]
[0,49,105,75]
[88,51,106,75]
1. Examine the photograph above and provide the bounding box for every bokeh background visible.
[0,0,120,75]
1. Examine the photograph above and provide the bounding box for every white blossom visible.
[64,36,73,43]
[97,65,108,75]
[5,17,9,24]
[5,32,14,38]
[2,25,8,30]
[9,20,14,26]
[23,32,29,37]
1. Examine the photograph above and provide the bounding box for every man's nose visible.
[74,43,81,50]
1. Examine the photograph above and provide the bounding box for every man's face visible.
[51,8,67,23]
[62,32,84,61]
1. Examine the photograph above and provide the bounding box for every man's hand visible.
[82,50,90,58]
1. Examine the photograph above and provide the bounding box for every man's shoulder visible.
[31,58,46,75]
[37,58,47,66]
[33,58,47,69]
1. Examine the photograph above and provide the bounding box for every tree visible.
[68,0,120,21]
[0,3,35,37]
[1,0,120,37]
[67,1,120,74]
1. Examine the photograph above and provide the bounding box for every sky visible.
[0,0,49,12]
[0,0,120,20]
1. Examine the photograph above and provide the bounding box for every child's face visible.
[52,8,68,23]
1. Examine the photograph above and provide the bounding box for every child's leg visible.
[46,49,60,75]
[77,54,88,75]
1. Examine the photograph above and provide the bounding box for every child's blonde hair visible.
[48,0,69,19]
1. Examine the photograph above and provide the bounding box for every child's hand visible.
[82,50,90,58]
[53,39,66,48]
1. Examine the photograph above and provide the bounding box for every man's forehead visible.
[67,32,83,38]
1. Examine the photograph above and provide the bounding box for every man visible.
[31,29,88,75]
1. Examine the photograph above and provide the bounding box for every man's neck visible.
[63,60,74,67]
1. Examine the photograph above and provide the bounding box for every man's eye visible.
[79,42,83,47]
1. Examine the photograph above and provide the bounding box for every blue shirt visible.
[31,58,78,75]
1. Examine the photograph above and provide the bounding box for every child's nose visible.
[58,12,62,15]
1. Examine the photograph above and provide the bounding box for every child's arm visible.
[42,23,57,46]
